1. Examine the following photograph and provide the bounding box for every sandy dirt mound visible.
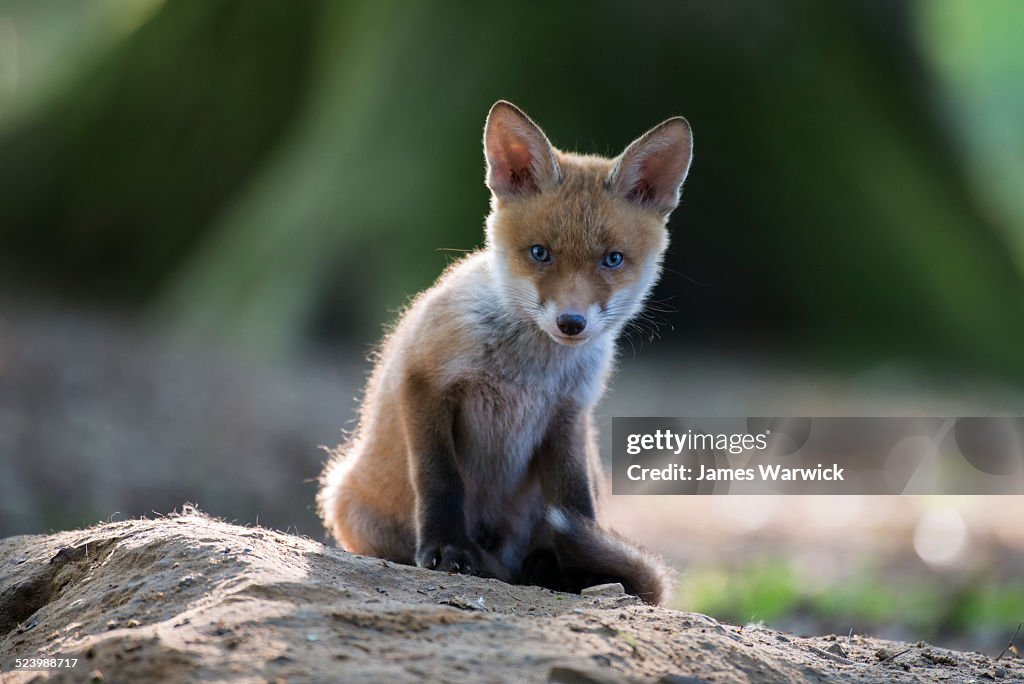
[0,513,1018,683]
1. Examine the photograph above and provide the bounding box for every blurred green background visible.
[1,0,1022,654]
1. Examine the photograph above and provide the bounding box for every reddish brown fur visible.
[318,101,692,604]
[492,151,669,315]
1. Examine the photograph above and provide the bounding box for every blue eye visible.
[530,245,551,262]
[602,252,624,268]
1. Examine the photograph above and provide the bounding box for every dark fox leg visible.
[521,547,566,592]
[526,410,671,604]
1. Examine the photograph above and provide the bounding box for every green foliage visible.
[2,0,1023,376]
[680,557,1024,643]
[681,561,802,624]
[916,0,1024,270]
[951,582,1024,631]
[0,0,318,300]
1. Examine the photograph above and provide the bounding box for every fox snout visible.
[555,313,587,336]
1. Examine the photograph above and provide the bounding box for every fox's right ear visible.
[484,101,561,199]
[610,117,693,218]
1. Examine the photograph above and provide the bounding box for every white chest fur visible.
[451,329,611,519]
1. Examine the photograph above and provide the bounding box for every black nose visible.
[556,313,587,336]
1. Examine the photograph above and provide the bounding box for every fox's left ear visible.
[610,118,693,217]
[484,101,561,199]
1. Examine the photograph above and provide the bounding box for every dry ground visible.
[1,514,1020,683]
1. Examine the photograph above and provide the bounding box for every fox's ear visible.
[610,117,693,217]
[484,101,561,199]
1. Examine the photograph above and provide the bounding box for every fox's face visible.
[483,102,693,346]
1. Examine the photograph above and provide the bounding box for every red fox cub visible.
[318,101,692,604]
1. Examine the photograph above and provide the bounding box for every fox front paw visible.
[416,543,481,575]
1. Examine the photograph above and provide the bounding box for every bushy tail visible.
[539,506,673,605]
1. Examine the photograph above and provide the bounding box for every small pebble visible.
[825,642,848,658]
[580,582,625,598]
